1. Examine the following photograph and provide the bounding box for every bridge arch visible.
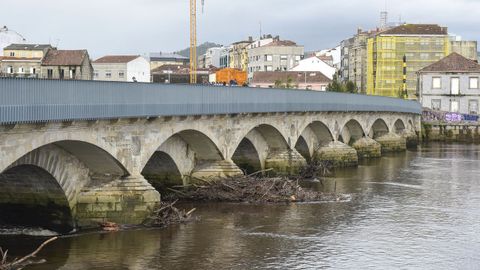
[0,140,128,232]
[339,119,365,145]
[0,165,74,233]
[368,118,390,139]
[142,129,228,187]
[295,121,335,160]
[394,119,406,134]
[231,124,290,173]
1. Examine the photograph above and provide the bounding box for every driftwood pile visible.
[143,200,196,228]
[144,161,344,228]
[164,176,343,203]
[0,237,57,270]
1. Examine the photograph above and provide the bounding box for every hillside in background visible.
[176,42,222,58]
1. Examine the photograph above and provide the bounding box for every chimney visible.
[248,36,253,42]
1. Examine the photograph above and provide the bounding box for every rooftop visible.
[4,43,53,51]
[93,55,140,64]
[418,53,480,73]
[42,50,89,66]
[0,56,42,61]
[252,71,331,84]
[379,24,448,36]
[265,40,299,47]
[149,52,188,60]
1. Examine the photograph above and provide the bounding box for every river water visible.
[1,143,480,270]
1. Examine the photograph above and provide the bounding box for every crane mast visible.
[190,0,204,84]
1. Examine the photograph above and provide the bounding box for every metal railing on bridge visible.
[0,78,422,124]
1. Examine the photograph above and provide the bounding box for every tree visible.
[326,74,345,92]
[327,74,358,94]
[345,81,357,93]
[274,80,283,88]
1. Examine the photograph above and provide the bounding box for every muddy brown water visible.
[1,143,480,269]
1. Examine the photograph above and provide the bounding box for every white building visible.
[93,55,150,82]
[315,46,341,69]
[0,26,26,51]
[290,56,336,80]
[418,53,480,115]
[204,47,223,68]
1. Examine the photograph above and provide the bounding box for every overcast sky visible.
[3,0,479,58]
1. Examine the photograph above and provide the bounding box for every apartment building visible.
[247,38,304,80]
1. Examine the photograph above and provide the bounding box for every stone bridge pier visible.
[0,111,419,232]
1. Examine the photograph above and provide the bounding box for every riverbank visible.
[422,122,480,143]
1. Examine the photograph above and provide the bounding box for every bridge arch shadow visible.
[142,129,226,189]
[295,121,334,161]
[368,118,390,139]
[232,124,289,174]
[340,119,365,145]
[0,140,128,232]
[394,119,406,134]
[0,165,73,233]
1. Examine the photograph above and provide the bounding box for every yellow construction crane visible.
[190,0,204,84]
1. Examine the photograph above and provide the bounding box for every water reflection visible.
[1,143,480,269]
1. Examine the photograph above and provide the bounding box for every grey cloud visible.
[2,0,479,58]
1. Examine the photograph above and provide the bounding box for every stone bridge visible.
[0,78,421,232]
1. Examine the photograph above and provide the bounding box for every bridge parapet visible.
[0,78,421,124]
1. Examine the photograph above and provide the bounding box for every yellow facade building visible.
[3,44,53,59]
[367,24,450,99]
[228,40,251,72]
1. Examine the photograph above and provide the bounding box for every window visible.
[451,77,460,95]
[119,71,125,78]
[320,85,327,91]
[59,69,65,79]
[295,55,301,61]
[105,71,112,78]
[265,55,273,61]
[69,69,75,79]
[266,65,273,71]
[94,72,99,78]
[7,66,13,74]
[420,53,429,60]
[469,100,478,114]
[9,52,14,57]
[280,55,288,61]
[432,77,441,89]
[469,77,479,89]
[431,99,441,111]
[451,100,459,112]
[47,69,53,79]
[30,67,36,74]
[18,67,24,73]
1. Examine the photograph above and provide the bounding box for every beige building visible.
[41,50,93,80]
[451,40,478,61]
[0,44,53,78]
[340,29,378,93]
[93,55,150,82]
[229,39,252,72]
[247,38,304,80]
[149,52,189,71]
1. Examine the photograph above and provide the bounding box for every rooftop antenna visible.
[380,0,388,29]
[259,21,262,39]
